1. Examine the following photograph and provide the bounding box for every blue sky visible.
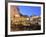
[17,6,41,16]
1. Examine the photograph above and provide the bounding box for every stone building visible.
[30,16,41,25]
[10,6,41,26]
[10,6,21,24]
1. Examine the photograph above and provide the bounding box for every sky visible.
[17,6,41,16]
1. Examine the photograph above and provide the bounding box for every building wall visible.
[10,5,20,18]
